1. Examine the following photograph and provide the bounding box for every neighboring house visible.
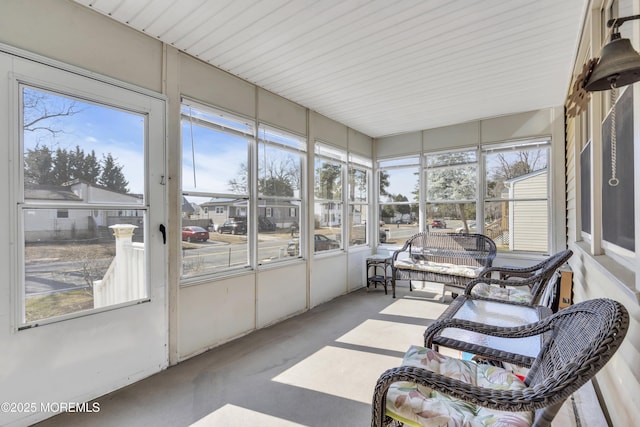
[196,198,298,229]
[24,180,143,242]
[315,201,342,227]
[504,169,548,252]
[189,201,203,217]
[260,199,298,229]
[181,196,195,217]
[198,198,245,226]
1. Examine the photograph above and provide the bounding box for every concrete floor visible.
[34,282,607,427]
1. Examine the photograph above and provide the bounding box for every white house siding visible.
[23,209,91,242]
[509,172,548,252]
[563,1,640,425]
[23,182,143,243]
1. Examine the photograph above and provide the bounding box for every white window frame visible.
[377,156,420,236]
[424,148,478,233]
[10,62,166,329]
[256,124,306,263]
[348,153,372,247]
[180,99,254,280]
[481,139,551,254]
[314,141,346,254]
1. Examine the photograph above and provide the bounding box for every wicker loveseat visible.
[372,298,629,427]
[390,232,497,298]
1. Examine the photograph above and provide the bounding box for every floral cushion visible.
[385,345,533,427]
[469,283,533,304]
[393,259,484,279]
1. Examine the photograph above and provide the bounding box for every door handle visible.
[159,224,166,244]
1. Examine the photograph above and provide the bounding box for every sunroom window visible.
[180,100,253,278]
[20,85,150,325]
[313,142,345,254]
[257,125,305,262]
[483,140,550,253]
[425,149,477,235]
[348,154,372,247]
[378,157,420,244]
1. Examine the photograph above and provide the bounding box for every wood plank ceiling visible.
[73,0,588,138]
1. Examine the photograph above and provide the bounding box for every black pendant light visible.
[585,15,640,92]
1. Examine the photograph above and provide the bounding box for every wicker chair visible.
[371,298,628,427]
[464,249,573,306]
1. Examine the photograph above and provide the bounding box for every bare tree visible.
[23,88,83,137]
[229,156,300,197]
[488,150,547,198]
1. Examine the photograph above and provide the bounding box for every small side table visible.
[366,255,392,294]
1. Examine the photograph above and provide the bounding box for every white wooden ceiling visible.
[73,0,587,138]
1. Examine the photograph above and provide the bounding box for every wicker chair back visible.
[465,249,573,306]
[526,298,628,424]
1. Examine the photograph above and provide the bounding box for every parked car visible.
[395,217,414,224]
[287,234,341,256]
[181,226,209,242]
[314,234,340,252]
[218,219,247,235]
[455,221,477,233]
[430,219,447,229]
[258,217,276,232]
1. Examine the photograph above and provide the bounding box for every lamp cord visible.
[609,85,619,186]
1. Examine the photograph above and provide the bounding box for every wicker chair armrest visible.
[480,250,573,279]
[390,234,420,262]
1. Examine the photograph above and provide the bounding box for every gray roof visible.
[24,184,82,201]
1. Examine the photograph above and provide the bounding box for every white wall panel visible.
[0,0,163,93]
[348,128,373,157]
[375,131,421,158]
[310,111,348,148]
[347,250,370,292]
[310,255,348,307]
[178,275,256,361]
[179,54,255,118]
[423,121,480,151]
[257,88,307,135]
[256,264,307,328]
[481,109,553,143]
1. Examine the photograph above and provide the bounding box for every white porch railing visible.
[94,224,145,308]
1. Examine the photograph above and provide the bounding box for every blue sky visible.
[181,120,247,195]
[23,86,145,194]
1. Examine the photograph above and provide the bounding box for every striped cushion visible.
[394,259,484,279]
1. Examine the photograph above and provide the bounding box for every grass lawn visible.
[25,289,94,323]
